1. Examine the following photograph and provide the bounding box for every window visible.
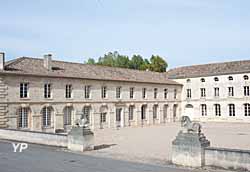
[101,86,107,99]
[18,107,29,128]
[83,106,90,123]
[42,107,52,127]
[214,87,219,97]
[116,108,122,122]
[228,87,234,97]
[244,103,250,116]
[44,83,51,98]
[174,89,177,99]
[229,104,235,116]
[214,77,219,82]
[20,83,29,98]
[65,84,72,98]
[201,88,206,98]
[244,75,249,80]
[130,87,134,99]
[141,105,146,120]
[64,107,72,125]
[244,86,250,96]
[128,106,134,121]
[153,105,158,119]
[154,88,158,99]
[100,113,106,123]
[186,89,191,99]
[164,89,168,99]
[215,104,221,116]
[142,88,146,99]
[84,85,91,99]
[228,76,233,81]
[201,78,205,82]
[116,87,121,99]
[201,104,207,116]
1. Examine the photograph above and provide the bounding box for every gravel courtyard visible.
[86,122,250,165]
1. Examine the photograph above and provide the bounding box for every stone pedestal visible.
[68,127,94,152]
[172,131,210,167]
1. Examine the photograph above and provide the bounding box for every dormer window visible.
[244,75,249,80]
[201,78,205,82]
[214,77,219,82]
[228,76,233,81]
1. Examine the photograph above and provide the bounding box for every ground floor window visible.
[18,107,29,128]
[42,107,52,127]
[244,103,250,116]
[215,104,221,116]
[100,112,107,123]
[63,106,73,126]
[128,106,134,121]
[163,105,168,121]
[83,106,90,123]
[153,105,158,120]
[116,108,122,122]
[141,105,147,120]
[201,104,207,116]
[229,104,235,116]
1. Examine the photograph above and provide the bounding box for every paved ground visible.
[0,140,208,172]
[89,122,250,164]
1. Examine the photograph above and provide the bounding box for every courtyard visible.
[86,122,250,165]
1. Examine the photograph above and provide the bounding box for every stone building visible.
[167,60,250,123]
[0,53,182,133]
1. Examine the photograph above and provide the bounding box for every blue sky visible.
[0,0,250,69]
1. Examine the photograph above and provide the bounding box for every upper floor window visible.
[84,85,91,99]
[142,88,147,99]
[174,89,177,99]
[130,87,134,99]
[228,87,234,97]
[200,88,206,98]
[65,84,72,98]
[201,104,207,116]
[201,78,205,82]
[228,76,233,81]
[116,87,121,99]
[214,104,221,116]
[164,89,168,99]
[101,86,107,99]
[186,89,191,99]
[244,103,250,116]
[214,87,219,97]
[228,104,235,116]
[44,83,51,98]
[20,83,29,98]
[244,86,250,96]
[244,75,249,80]
[214,77,219,82]
[154,88,158,99]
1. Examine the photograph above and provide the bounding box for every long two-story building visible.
[0,53,182,133]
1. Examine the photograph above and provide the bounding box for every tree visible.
[139,59,150,71]
[115,55,130,68]
[97,51,117,67]
[85,58,95,65]
[129,54,144,70]
[148,55,168,72]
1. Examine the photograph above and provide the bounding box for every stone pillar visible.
[68,127,94,152]
[172,131,210,167]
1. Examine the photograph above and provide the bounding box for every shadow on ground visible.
[94,144,117,150]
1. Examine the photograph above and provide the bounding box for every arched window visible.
[214,77,219,82]
[18,107,29,128]
[201,78,205,82]
[244,75,249,80]
[42,107,52,127]
[83,106,90,123]
[228,76,233,81]
[64,106,73,126]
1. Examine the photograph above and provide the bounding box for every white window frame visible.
[229,104,235,116]
[65,84,72,99]
[20,83,29,98]
[130,87,134,99]
[84,85,91,99]
[44,83,52,99]
[116,87,121,99]
[201,104,207,116]
[101,86,107,99]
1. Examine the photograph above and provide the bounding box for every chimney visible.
[44,54,52,70]
[0,52,5,70]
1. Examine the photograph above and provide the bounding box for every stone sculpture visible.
[180,116,201,134]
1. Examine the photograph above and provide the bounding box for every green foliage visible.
[84,51,168,73]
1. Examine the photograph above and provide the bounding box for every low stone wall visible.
[205,147,250,171]
[0,129,67,147]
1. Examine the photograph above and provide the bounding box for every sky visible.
[0,0,250,69]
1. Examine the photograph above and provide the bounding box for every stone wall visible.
[205,147,250,171]
[0,128,67,147]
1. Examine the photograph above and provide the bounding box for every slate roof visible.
[167,60,250,79]
[1,57,180,85]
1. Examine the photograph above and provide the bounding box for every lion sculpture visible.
[75,117,89,128]
[181,116,201,134]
